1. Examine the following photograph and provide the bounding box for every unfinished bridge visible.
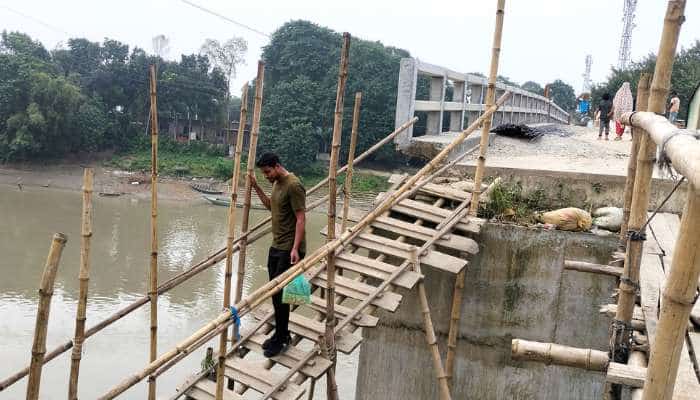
[2,1,699,400]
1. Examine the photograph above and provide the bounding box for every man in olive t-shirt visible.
[250,152,306,357]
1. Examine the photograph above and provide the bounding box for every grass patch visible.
[105,151,233,180]
[478,182,550,224]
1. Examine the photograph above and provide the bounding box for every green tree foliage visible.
[546,79,577,112]
[591,41,700,120]
[521,81,544,96]
[0,30,230,161]
[259,20,411,170]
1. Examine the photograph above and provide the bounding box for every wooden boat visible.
[202,195,231,206]
[190,183,223,195]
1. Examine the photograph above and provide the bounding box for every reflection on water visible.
[0,186,357,399]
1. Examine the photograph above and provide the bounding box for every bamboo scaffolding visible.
[26,233,67,400]
[614,0,686,366]
[236,61,265,305]
[511,339,609,371]
[147,64,159,400]
[341,92,362,232]
[68,169,94,400]
[619,73,651,246]
[324,32,350,400]
[563,260,623,277]
[469,0,505,215]
[215,84,249,400]
[96,91,510,400]
[0,118,416,393]
[444,268,465,387]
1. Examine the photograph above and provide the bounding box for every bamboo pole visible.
[444,0,506,386]
[511,339,609,371]
[26,233,67,400]
[563,260,623,277]
[215,84,249,400]
[147,64,159,400]
[235,61,265,305]
[341,92,362,232]
[0,118,416,394]
[68,169,94,400]
[469,0,506,215]
[643,188,699,399]
[619,73,652,246]
[96,92,510,400]
[325,32,350,400]
[614,0,686,367]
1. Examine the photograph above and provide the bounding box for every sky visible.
[1,0,699,97]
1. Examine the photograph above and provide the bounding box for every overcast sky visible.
[2,0,699,97]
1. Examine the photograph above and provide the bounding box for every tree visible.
[546,79,576,112]
[260,20,411,169]
[591,41,700,120]
[200,37,248,93]
[521,81,544,96]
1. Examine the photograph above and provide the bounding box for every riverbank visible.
[0,161,391,209]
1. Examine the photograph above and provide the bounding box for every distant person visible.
[613,82,633,141]
[668,91,681,124]
[597,93,614,140]
[249,152,306,358]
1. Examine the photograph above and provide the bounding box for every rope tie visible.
[658,129,700,174]
[619,276,640,291]
[229,306,241,341]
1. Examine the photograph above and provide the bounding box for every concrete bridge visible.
[394,58,570,157]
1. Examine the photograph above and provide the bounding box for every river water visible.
[0,186,358,399]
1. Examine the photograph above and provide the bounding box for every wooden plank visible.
[335,252,421,289]
[307,295,379,327]
[391,198,484,234]
[417,182,471,202]
[223,358,305,400]
[252,304,362,354]
[371,216,479,254]
[187,379,244,400]
[606,362,646,388]
[245,333,332,379]
[352,232,467,274]
[311,272,402,312]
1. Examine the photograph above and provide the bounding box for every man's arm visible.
[249,173,271,210]
[290,210,305,264]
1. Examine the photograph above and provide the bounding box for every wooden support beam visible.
[564,260,624,277]
[341,92,362,232]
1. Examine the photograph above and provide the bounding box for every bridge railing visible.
[394,58,570,148]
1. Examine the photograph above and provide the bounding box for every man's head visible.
[256,152,284,183]
[671,90,678,97]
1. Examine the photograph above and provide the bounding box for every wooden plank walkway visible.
[174,180,483,399]
[639,213,700,399]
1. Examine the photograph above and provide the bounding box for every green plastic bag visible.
[282,275,311,305]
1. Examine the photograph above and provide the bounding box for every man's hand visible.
[249,172,258,188]
[290,248,300,264]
